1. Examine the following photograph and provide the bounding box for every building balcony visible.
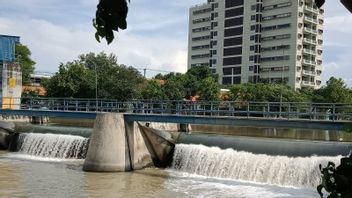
[304,16,318,24]
[304,27,317,34]
[302,70,316,76]
[303,38,317,45]
[303,48,316,55]
[302,59,317,66]
[302,81,316,86]
[304,6,319,14]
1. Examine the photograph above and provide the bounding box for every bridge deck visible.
[0,109,348,131]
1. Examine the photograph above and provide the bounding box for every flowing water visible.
[0,131,343,197]
[171,144,340,188]
[17,133,89,159]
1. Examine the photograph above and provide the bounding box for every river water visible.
[0,150,327,198]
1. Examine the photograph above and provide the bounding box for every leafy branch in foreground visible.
[93,0,130,44]
[317,154,352,198]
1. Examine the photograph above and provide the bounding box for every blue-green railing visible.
[5,97,351,122]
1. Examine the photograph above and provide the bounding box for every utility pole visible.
[143,65,149,78]
[86,58,98,111]
[279,44,285,117]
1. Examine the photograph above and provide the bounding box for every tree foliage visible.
[142,66,220,101]
[15,44,35,85]
[317,154,352,198]
[313,77,352,103]
[44,52,144,100]
[228,83,308,102]
[198,77,220,101]
[43,62,95,98]
[141,80,165,100]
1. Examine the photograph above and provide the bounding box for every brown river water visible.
[0,148,327,198]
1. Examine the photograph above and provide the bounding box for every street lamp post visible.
[86,58,98,111]
[279,44,285,117]
[94,62,98,111]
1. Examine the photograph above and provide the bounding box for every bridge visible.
[0,97,351,130]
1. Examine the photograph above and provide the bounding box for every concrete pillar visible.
[83,113,132,172]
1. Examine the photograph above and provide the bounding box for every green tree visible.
[15,44,35,85]
[184,65,219,98]
[313,77,352,103]
[43,62,95,98]
[163,74,186,100]
[228,83,307,102]
[198,76,220,101]
[79,52,145,100]
[44,52,145,100]
[141,80,165,100]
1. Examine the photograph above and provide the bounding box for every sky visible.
[0,0,351,86]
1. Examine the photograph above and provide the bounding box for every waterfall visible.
[17,133,89,159]
[171,144,341,188]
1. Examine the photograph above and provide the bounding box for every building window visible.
[225,17,243,27]
[223,57,242,65]
[225,7,244,18]
[224,27,243,37]
[261,34,290,41]
[223,68,232,75]
[262,12,291,21]
[233,77,241,84]
[225,0,244,8]
[224,47,242,56]
[193,8,212,15]
[222,77,232,85]
[224,37,243,46]
[233,67,241,74]
[191,54,210,59]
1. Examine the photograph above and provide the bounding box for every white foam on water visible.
[166,170,319,198]
[16,133,89,159]
[3,153,85,164]
[171,144,341,189]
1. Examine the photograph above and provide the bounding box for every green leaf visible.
[95,32,101,43]
[317,185,324,198]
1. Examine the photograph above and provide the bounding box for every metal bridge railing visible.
[1,97,352,122]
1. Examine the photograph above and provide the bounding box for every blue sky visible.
[0,0,352,86]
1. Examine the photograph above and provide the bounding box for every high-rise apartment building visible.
[188,0,324,89]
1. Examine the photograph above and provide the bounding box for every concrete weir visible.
[83,113,135,172]
[83,113,178,172]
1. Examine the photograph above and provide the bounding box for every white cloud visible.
[1,0,352,87]
[0,17,187,74]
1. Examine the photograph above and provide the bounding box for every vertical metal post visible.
[76,100,78,111]
[247,102,250,118]
[267,102,270,118]
[332,104,336,122]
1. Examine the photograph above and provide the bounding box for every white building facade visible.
[188,0,324,89]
